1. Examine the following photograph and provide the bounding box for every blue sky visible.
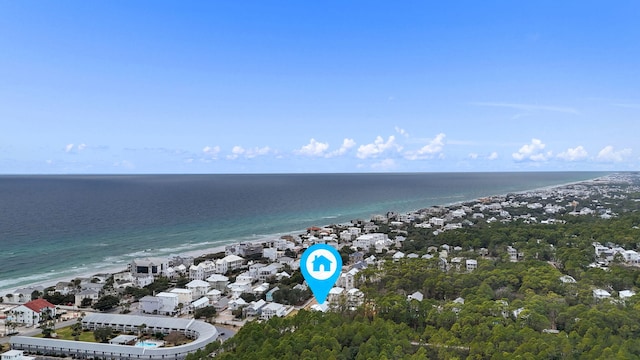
[1,1,639,174]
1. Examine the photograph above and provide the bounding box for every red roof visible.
[23,299,55,312]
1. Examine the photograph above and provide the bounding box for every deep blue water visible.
[0,172,607,292]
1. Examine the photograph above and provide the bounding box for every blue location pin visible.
[300,244,343,304]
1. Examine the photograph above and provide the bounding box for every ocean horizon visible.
[0,171,610,294]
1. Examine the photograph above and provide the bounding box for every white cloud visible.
[371,158,396,170]
[297,138,329,157]
[327,138,356,158]
[77,143,87,151]
[65,144,74,153]
[404,133,446,160]
[202,145,221,159]
[395,126,409,137]
[356,136,402,159]
[557,146,588,161]
[469,153,478,159]
[488,152,499,160]
[227,145,272,160]
[512,138,551,162]
[596,146,632,162]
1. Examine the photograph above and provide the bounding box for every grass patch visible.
[34,326,96,342]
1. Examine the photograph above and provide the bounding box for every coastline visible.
[0,173,610,299]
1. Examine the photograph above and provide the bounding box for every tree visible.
[194,306,217,322]
[93,326,113,343]
[30,290,42,301]
[92,295,120,311]
[40,308,56,338]
[71,318,83,341]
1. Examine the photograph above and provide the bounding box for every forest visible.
[194,184,640,359]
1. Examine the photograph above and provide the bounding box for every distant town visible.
[2,173,639,359]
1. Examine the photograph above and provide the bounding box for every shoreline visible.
[0,173,611,299]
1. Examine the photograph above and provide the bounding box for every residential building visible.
[130,257,169,278]
[186,280,210,299]
[466,259,478,271]
[74,289,100,307]
[170,288,193,305]
[260,302,287,320]
[206,274,230,291]
[189,261,217,281]
[9,299,56,326]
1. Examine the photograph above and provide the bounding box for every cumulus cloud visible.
[395,126,409,137]
[297,139,329,157]
[512,138,552,162]
[596,146,632,162]
[404,133,446,160]
[488,152,499,160]
[202,145,221,159]
[327,138,356,158]
[357,136,402,159]
[65,143,88,153]
[469,153,479,159]
[557,146,588,161]
[227,145,272,160]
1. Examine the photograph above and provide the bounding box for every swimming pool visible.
[135,340,164,348]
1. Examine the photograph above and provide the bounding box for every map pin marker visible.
[300,244,343,304]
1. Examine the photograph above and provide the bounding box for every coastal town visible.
[2,173,640,359]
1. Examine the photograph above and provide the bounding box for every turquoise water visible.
[0,172,608,293]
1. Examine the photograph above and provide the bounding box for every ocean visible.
[0,172,607,293]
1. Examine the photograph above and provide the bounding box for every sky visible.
[1,1,639,174]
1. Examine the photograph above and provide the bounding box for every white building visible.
[170,288,193,305]
[466,259,478,271]
[206,274,230,291]
[593,289,611,300]
[131,257,170,278]
[140,292,179,316]
[186,280,210,299]
[8,299,56,326]
[189,261,217,281]
[260,303,287,320]
[216,255,245,274]
[1,350,35,360]
[227,281,252,299]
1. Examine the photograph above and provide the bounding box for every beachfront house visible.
[9,299,56,326]
[189,260,217,281]
[215,254,245,274]
[130,257,169,278]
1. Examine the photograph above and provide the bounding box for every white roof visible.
[156,292,179,298]
[192,297,210,307]
[207,289,222,295]
[262,302,284,311]
[186,280,210,288]
[222,254,244,262]
[206,274,229,282]
[329,287,344,295]
[170,288,192,294]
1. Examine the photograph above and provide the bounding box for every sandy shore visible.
[0,239,266,299]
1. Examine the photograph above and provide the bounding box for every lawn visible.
[35,326,96,342]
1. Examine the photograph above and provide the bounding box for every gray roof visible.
[11,313,217,360]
